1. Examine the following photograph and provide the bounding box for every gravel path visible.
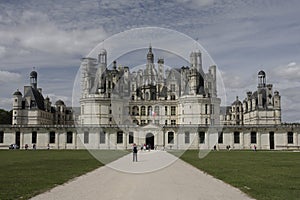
[30,151,254,200]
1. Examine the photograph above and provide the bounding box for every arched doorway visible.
[146,133,154,149]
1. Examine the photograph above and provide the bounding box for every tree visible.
[0,109,12,124]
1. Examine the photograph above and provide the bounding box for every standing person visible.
[132,143,138,162]
[254,145,257,151]
[47,144,50,150]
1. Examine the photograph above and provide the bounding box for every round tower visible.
[12,89,22,125]
[13,89,22,109]
[30,70,38,89]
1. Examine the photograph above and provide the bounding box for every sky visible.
[0,0,300,122]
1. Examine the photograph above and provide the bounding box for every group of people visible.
[24,143,50,150]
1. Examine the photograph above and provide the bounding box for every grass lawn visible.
[0,150,127,200]
[178,150,300,200]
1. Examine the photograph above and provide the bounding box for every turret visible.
[13,89,22,110]
[30,70,38,90]
[258,70,266,88]
[147,45,154,64]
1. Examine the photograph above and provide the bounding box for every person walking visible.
[132,143,138,162]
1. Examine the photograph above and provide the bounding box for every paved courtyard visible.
[31,151,254,200]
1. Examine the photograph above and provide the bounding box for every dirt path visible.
[31,151,254,200]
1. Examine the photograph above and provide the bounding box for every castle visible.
[0,46,298,150]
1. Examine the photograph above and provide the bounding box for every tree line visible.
[0,109,12,124]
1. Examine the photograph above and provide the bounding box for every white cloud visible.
[0,97,12,110]
[0,70,21,83]
[271,62,300,81]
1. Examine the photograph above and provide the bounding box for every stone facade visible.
[12,71,74,125]
[4,46,299,150]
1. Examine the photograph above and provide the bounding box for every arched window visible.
[132,106,139,116]
[154,106,160,116]
[148,106,152,116]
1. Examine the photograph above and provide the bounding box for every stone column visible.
[205,132,209,149]
[20,132,24,149]
[73,132,77,149]
[257,132,261,149]
[240,132,244,149]
[124,132,127,150]
[294,132,298,146]
[96,131,100,149]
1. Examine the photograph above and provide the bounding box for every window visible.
[171,106,176,115]
[199,132,205,144]
[131,95,135,100]
[148,106,152,116]
[185,132,190,144]
[170,95,176,100]
[129,132,134,144]
[100,131,106,144]
[81,105,84,115]
[165,120,168,125]
[205,104,208,114]
[171,84,175,92]
[67,132,73,144]
[141,106,146,116]
[168,132,174,144]
[84,131,89,144]
[165,106,168,115]
[218,132,223,144]
[251,132,257,144]
[210,104,214,114]
[287,132,293,144]
[49,132,55,144]
[234,132,240,144]
[0,131,3,143]
[117,132,123,144]
[154,106,160,116]
[171,120,176,125]
[32,131,37,144]
[141,120,146,125]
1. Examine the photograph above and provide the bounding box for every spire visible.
[147,44,154,63]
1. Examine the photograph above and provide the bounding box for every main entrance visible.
[145,133,154,149]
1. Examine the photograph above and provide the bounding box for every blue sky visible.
[0,0,300,122]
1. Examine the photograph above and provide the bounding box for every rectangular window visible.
[84,131,89,144]
[49,132,55,144]
[165,106,168,115]
[171,120,176,125]
[251,132,257,144]
[218,132,223,144]
[287,132,293,144]
[171,84,175,92]
[100,131,106,144]
[171,106,176,115]
[67,132,73,144]
[117,132,123,144]
[205,104,208,114]
[185,132,190,144]
[129,132,134,144]
[0,131,3,143]
[141,120,146,125]
[210,104,214,114]
[199,132,205,144]
[81,105,84,115]
[168,132,174,144]
[234,132,240,144]
[32,131,37,144]
[165,120,168,125]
